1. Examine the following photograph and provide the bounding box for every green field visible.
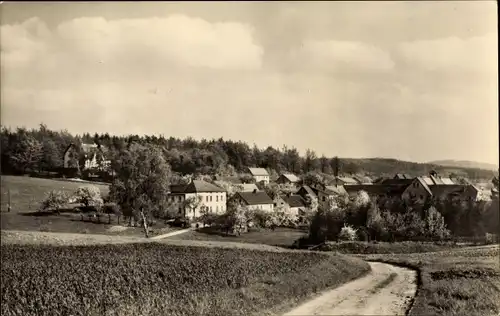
[1,175,110,212]
[362,246,500,316]
[170,226,308,248]
[1,242,370,316]
[0,176,177,237]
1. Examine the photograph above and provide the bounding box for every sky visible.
[1,1,498,165]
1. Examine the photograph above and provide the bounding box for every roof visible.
[353,175,372,184]
[380,178,414,186]
[336,177,358,185]
[394,174,412,179]
[183,180,226,193]
[213,175,242,184]
[430,185,466,197]
[247,167,269,176]
[280,173,300,183]
[236,191,274,205]
[239,183,260,192]
[169,184,187,194]
[297,185,317,198]
[283,195,307,208]
[345,184,410,196]
[324,185,348,196]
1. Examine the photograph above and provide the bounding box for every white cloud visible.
[1,14,263,72]
[397,33,497,74]
[287,40,395,72]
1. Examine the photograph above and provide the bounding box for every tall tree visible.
[9,132,43,174]
[109,143,172,237]
[304,149,319,173]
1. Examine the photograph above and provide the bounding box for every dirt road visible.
[284,262,417,316]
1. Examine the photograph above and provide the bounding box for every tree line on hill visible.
[1,123,497,181]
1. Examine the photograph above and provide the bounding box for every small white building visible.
[234,190,274,212]
[247,167,270,184]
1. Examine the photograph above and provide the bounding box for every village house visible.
[401,173,479,203]
[274,192,307,220]
[296,185,318,203]
[234,190,274,212]
[311,183,348,210]
[276,173,301,186]
[63,143,111,171]
[167,180,227,220]
[247,167,270,184]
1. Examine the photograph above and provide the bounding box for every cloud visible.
[286,40,395,73]
[1,14,263,72]
[396,33,497,74]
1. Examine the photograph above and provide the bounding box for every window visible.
[206,196,209,202]
[420,195,424,200]
[210,196,212,202]
[216,196,219,202]
[216,205,219,212]
[322,196,326,202]
[210,206,212,212]
[274,203,277,207]
[178,207,182,213]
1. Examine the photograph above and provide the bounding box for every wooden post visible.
[8,189,11,213]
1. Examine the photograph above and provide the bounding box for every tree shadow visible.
[20,208,76,217]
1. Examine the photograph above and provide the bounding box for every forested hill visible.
[1,124,497,181]
[428,160,498,172]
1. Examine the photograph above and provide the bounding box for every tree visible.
[184,195,203,220]
[109,143,171,237]
[304,149,319,173]
[424,207,450,240]
[40,138,61,171]
[338,224,358,241]
[9,133,42,174]
[40,190,68,214]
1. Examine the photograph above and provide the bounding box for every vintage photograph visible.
[1,1,498,315]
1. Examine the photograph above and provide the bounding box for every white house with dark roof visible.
[63,142,111,171]
[274,193,307,220]
[168,180,227,219]
[234,190,274,212]
[247,167,270,184]
[276,173,301,185]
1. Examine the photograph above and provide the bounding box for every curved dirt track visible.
[284,262,417,316]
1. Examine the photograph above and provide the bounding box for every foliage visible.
[39,190,68,213]
[74,186,103,210]
[338,224,358,241]
[109,143,171,231]
[1,243,370,316]
[1,124,497,181]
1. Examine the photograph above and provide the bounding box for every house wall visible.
[402,181,431,203]
[183,192,227,219]
[167,194,186,217]
[253,175,270,184]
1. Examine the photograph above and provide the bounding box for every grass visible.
[0,175,179,237]
[317,241,462,254]
[361,245,500,316]
[1,242,370,316]
[1,175,110,212]
[170,226,308,248]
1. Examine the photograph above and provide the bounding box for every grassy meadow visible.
[0,176,178,237]
[361,245,500,316]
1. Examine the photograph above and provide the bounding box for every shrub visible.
[39,190,68,214]
[74,186,103,210]
[338,224,358,241]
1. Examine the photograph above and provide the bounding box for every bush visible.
[74,186,103,210]
[39,190,68,214]
[338,224,358,241]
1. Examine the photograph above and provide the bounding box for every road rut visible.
[284,262,417,316]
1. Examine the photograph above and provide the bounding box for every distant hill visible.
[340,158,497,181]
[428,160,498,172]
